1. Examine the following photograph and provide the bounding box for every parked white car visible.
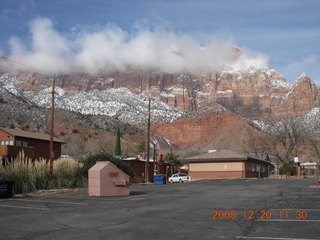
[169,173,189,183]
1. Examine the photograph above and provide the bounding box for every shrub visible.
[0,160,36,194]
[0,152,87,194]
[53,158,86,188]
[33,158,51,190]
[0,152,36,194]
[164,152,182,167]
[279,162,297,176]
[80,153,134,178]
[72,129,79,134]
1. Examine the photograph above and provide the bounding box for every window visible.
[28,142,34,148]
[9,141,13,146]
[0,141,4,145]
[178,173,187,177]
[5,141,9,145]
[23,142,28,147]
[252,163,255,172]
[16,141,22,147]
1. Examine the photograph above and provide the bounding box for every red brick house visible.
[0,128,64,163]
[123,153,169,183]
[122,156,155,183]
[185,150,272,180]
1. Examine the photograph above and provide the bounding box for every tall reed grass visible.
[0,152,86,194]
[0,152,36,194]
[53,158,85,189]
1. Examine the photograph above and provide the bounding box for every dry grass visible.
[0,151,86,194]
[53,158,86,189]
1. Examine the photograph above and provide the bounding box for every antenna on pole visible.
[49,76,56,180]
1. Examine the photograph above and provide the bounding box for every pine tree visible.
[135,141,146,154]
[115,126,122,157]
[164,152,182,167]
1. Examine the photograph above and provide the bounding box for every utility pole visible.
[153,142,157,176]
[49,76,55,179]
[145,97,151,182]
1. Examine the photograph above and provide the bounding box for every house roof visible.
[184,149,271,164]
[123,156,155,162]
[248,153,270,162]
[0,128,65,143]
[301,162,317,166]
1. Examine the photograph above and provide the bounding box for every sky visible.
[0,0,319,83]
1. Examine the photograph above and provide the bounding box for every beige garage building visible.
[185,150,272,180]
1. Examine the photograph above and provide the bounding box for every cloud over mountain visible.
[6,17,268,74]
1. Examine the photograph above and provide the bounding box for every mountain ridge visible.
[1,65,319,160]
[2,66,318,122]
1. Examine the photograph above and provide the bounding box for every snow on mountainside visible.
[251,107,320,136]
[0,64,318,126]
[219,66,287,84]
[0,73,184,125]
[297,107,320,134]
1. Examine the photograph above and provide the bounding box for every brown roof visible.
[0,128,65,143]
[184,149,271,164]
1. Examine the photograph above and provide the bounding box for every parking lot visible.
[1,178,320,240]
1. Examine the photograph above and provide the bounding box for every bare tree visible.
[247,114,320,167]
[267,118,305,163]
[305,137,320,158]
[246,118,306,164]
[242,132,270,155]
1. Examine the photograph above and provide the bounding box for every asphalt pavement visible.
[0,178,319,240]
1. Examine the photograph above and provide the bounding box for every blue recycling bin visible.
[154,175,166,184]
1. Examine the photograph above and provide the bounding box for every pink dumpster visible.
[88,161,130,197]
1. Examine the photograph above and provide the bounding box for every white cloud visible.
[5,17,269,74]
[283,55,319,82]
[287,55,318,71]
[228,52,268,72]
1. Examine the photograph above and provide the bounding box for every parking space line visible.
[245,179,256,182]
[129,197,145,201]
[9,198,89,205]
[257,219,320,222]
[221,179,233,182]
[0,204,49,211]
[235,236,320,240]
[270,209,320,211]
[39,196,123,201]
[39,195,143,201]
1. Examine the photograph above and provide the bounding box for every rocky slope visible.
[0,73,185,125]
[151,108,273,152]
[4,66,319,123]
[0,72,180,156]
[1,64,319,158]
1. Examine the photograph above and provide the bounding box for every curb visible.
[20,188,87,197]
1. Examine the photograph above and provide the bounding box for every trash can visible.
[0,180,14,198]
[88,161,130,197]
[154,175,166,184]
